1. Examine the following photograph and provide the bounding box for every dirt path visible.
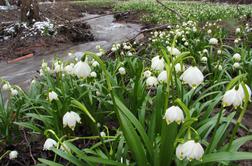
[0,14,141,89]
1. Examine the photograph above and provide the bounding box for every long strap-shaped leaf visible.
[64,141,126,166]
[193,152,252,165]
[114,96,154,164]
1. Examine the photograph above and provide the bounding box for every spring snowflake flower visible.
[175,63,185,73]
[118,67,126,75]
[48,91,58,101]
[9,150,18,160]
[201,56,208,62]
[203,49,208,54]
[146,76,158,87]
[63,111,81,130]
[151,56,165,71]
[164,106,184,125]
[180,66,204,88]
[43,138,57,150]
[217,50,222,55]
[236,28,241,33]
[64,63,74,75]
[90,71,97,78]
[54,62,64,73]
[209,38,218,45]
[10,88,18,96]
[74,61,91,78]
[100,131,106,137]
[158,70,168,83]
[143,70,152,78]
[233,62,240,69]
[176,140,204,161]
[233,53,241,62]
[92,61,99,67]
[167,46,181,56]
[222,88,243,108]
[237,84,251,101]
[2,83,11,91]
[207,29,212,34]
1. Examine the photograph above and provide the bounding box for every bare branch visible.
[155,0,184,20]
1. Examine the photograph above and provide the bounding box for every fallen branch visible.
[23,130,37,165]
[155,0,184,20]
[106,24,171,58]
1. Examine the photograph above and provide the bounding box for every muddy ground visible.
[0,2,114,61]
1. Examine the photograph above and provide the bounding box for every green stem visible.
[206,107,223,153]
[228,83,249,150]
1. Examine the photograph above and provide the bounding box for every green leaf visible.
[159,122,178,166]
[15,122,41,133]
[114,97,154,161]
[65,142,126,166]
[71,99,96,123]
[195,152,252,164]
[52,148,86,166]
[38,158,64,166]
[118,110,148,165]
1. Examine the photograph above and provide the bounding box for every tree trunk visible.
[21,0,40,24]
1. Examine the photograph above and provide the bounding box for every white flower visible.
[63,111,81,130]
[96,52,103,57]
[217,50,222,55]
[167,46,181,56]
[100,131,106,137]
[10,88,18,96]
[143,70,152,78]
[43,138,57,150]
[184,42,189,46]
[9,150,18,160]
[146,76,158,87]
[90,71,97,78]
[216,65,223,71]
[234,38,240,44]
[209,38,218,45]
[73,61,91,78]
[176,140,204,161]
[233,62,240,68]
[237,84,251,101]
[48,91,58,101]
[118,67,126,75]
[175,63,185,73]
[158,70,168,82]
[92,61,99,67]
[222,88,243,108]
[2,83,11,91]
[164,106,184,125]
[201,56,208,62]
[233,53,241,61]
[203,49,208,54]
[180,66,204,88]
[236,28,241,33]
[64,63,74,75]
[207,29,212,34]
[151,56,165,71]
[54,62,64,73]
